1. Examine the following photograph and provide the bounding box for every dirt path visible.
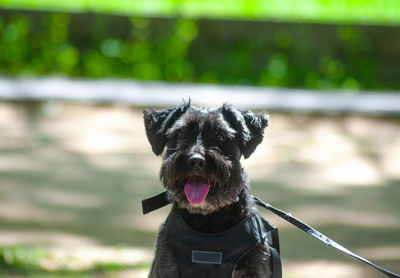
[0,102,399,277]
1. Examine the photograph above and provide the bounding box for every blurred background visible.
[0,1,399,277]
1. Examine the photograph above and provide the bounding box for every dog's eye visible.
[216,133,225,142]
[178,131,185,140]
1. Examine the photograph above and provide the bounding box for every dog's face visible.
[143,103,268,215]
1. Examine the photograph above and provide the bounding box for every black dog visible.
[143,102,276,278]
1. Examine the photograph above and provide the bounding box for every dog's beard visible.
[160,149,246,215]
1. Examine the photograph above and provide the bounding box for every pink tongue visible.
[184,177,210,204]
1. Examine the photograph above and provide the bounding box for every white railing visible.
[1,77,400,114]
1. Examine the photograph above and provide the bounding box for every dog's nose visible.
[189,153,205,169]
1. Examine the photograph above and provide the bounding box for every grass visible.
[0,0,400,25]
[0,245,150,277]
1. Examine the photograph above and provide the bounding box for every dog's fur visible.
[143,102,272,278]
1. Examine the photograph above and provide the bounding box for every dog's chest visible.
[165,206,268,278]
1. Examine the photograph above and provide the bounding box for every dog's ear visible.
[143,104,189,155]
[221,104,269,159]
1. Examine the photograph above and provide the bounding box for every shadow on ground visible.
[0,102,399,277]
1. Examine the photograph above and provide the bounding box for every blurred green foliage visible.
[0,10,400,91]
[0,246,46,273]
[0,12,199,82]
[1,0,400,25]
[0,245,149,277]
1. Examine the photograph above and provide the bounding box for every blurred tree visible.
[0,10,399,92]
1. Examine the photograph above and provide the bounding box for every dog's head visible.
[143,102,268,215]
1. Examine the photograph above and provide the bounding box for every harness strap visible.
[253,196,400,278]
[270,247,282,278]
[142,191,170,214]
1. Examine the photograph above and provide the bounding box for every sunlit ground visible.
[0,101,399,278]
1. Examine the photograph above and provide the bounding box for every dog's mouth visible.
[184,176,210,205]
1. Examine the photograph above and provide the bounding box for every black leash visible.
[253,196,400,278]
[142,192,400,278]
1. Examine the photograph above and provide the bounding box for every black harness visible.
[166,205,282,278]
[142,192,400,278]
